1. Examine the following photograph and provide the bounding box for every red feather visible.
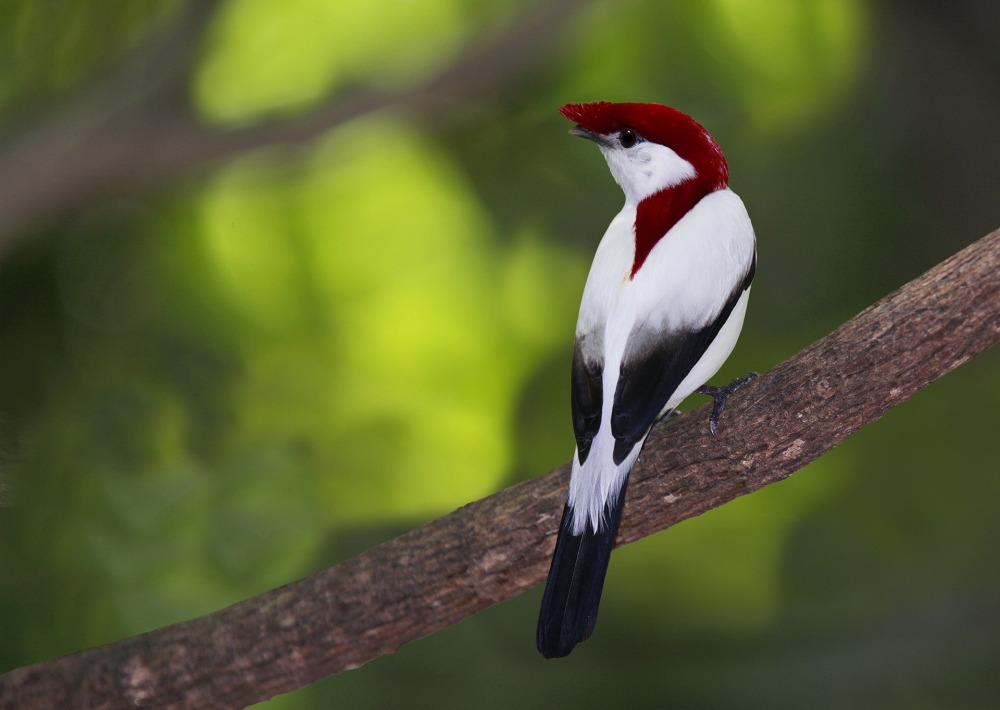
[560,102,729,277]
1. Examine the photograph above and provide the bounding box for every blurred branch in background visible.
[0,0,586,259]
[2,228,996,710]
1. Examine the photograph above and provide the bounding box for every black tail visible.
[536,479,628,658]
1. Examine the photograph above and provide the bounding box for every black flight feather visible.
[610,256,755,464]
[536,478,629,659]
[570,338,604,465]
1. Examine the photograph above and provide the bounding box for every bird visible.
[536,101,757,659]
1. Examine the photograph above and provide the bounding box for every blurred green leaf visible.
[195,0,467,121]
[0,0,179,108]
[710,0,867,128]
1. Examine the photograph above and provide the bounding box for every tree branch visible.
[2,228,998,708]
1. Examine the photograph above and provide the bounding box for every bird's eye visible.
[618,128,641,148]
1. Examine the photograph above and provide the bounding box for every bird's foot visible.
[696,372,759,439]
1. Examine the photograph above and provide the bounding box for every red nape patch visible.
[632,181,716,279]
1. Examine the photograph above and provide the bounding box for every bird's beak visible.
[569,124,603,144]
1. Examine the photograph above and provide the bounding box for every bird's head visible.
[560,102,728,205]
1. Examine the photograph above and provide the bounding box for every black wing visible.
[570,332,604,465]
[609,255,755,465]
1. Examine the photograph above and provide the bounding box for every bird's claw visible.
[696,372,759,439]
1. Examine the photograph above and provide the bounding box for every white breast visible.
[578,188,753,348]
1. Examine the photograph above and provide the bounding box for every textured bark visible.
[1,228,998,708]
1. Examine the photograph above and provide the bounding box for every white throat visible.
[598,142,697,205]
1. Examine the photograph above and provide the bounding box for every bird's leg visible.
[696,372,759,438]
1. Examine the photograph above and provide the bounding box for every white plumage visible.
[568,187,755,534]
[537,101,757,659]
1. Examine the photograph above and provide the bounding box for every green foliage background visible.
[1,1,998,707]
